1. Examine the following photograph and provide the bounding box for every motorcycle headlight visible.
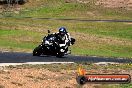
[45,40,53,45]
[49,37,55,41]
[45,40,49,45]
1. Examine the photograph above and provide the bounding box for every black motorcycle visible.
[33,30,75,57]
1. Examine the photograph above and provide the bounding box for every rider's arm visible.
[66,33,72,45]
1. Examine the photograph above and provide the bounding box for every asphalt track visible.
[1,16,132,23]
[0,51,132,66]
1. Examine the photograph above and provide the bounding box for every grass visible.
[1,0,132,19]
[1,18,132,39]
[14,1,92,18]
[119,84,132,88]
[75,22,132,39]
[71,45,132,58]
[0,29,40,49]
[0,18,132,58]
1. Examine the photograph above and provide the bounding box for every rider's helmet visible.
[59,27,67,35]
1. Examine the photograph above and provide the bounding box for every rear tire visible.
[33,45,42,56]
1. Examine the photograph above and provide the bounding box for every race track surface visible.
[0,52,132,64]
[1,16,132,23]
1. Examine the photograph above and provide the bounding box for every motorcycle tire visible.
[33,45,42,56]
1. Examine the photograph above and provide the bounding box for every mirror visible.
[48,30,50,34]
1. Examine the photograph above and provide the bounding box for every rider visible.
[55,27,71,54]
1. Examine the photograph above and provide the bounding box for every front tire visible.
[33,45,42,56]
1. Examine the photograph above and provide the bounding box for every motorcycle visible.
[33,30,75,58]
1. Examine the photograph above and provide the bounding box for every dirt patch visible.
[96,0,132,10]
[0,64,131,88]
[70,0,132,10]
[0,68,76,88]
[125,22,132,25]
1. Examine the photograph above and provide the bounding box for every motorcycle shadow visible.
[35,55,67,58]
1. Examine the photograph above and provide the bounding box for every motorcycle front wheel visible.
[33,45,42,56]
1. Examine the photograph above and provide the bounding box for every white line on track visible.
[0,62,74,66]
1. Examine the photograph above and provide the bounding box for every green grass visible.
[2,0,132,20]
[17,1,93,18]
[75,22,132,39]
[0,29,41,50]
[0,39,35,49]
[0,18,132,58]
[1,18,132,39]
[71,44,132,58]
[119,84,132,88]
[0,29,40,37]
